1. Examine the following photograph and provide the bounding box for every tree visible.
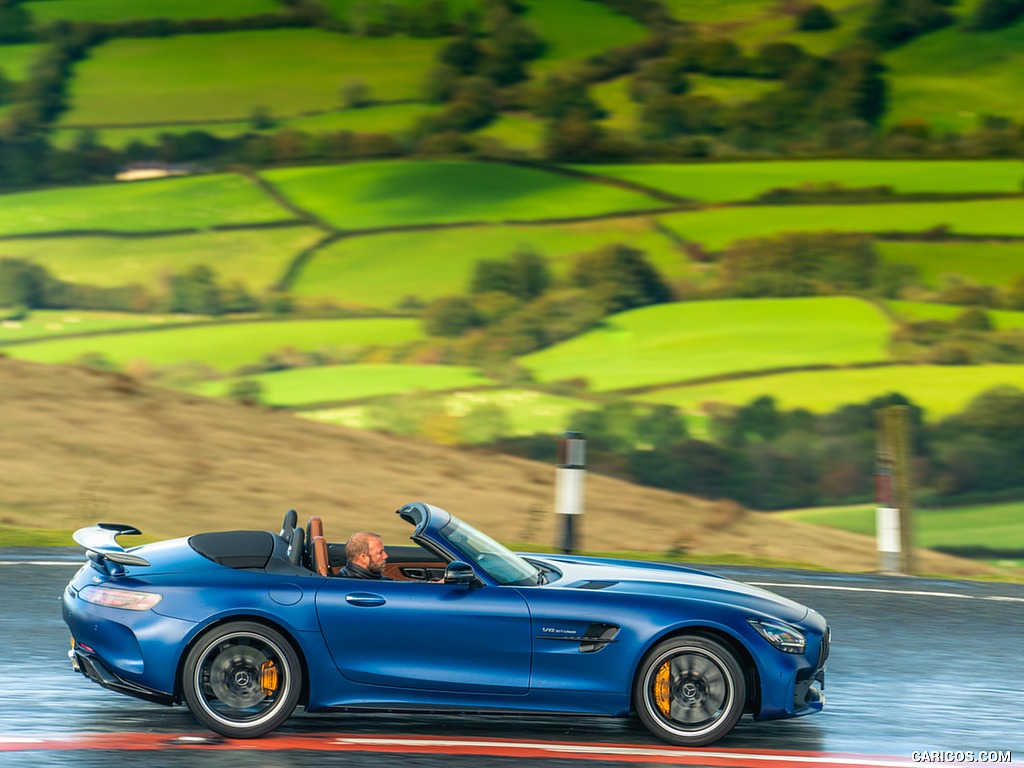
[719,232,879,297]
[1003,273,1024,310]
[756,42,809,78]
[969,0,1024,30]
[630,58,690,102]
[422,295,483,337]
[568,245,673,313]
[250,106,275,130]
[0,6,32,43]
[228,379,264,407]
[0,259,53,308]
[439,34,482,74]
[796,4,838,31]
[532,75,603,121]
[817,44,887,126]
[406,0,452,37]
[470,248,551,301]
[696,38,748,76]
[0,68,12,106]
[167,265,224,315]
[341,78,372,108]
[440,76,498,131]
[422,65,458,103]
[859,0,955,49]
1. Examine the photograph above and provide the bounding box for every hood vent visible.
[576,580,618,590]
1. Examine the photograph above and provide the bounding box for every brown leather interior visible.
[312,535,329,577]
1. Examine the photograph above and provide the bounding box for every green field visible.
[290,217,692,308]
[58,30,443,126]
[521,296,892,391]
[659,0,771,23]
[779,501,1024,554]
[658,198,1024,250]
[522,0,650,77]
[0,226,323,291]
[887,302,1024,329]
[2,318,424,372]
[727,0,872,56]
[883,20,1024,133]
[637,364,1024,419]
[0,43,47,81]
[474,114,547,153]
[317,0,480,23]
[0,174,293,236]
[591,74,781,138]
[0,310,201,344]
[262,161,671,231]
[51,103,441,150]
[196,363,495,405]
[575,160,1024,203]
[24,0,281,25]
[302,387,599,439]
[877,241,1024,289]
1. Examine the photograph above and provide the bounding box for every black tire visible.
[633,634,747,747]
[182,621,302,738]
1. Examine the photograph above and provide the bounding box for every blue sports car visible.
[62,502,828,746]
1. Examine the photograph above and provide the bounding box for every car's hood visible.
[530,554,810,624]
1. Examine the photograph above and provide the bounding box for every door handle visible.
[345,593,386,607]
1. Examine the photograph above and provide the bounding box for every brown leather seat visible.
[311,535,329,577]
[305,516,324,570]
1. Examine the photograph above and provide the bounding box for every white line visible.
[747,581,1024,603]
[334,737,918,767]
[0,561,81,566]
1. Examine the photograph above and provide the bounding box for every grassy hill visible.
[0,355,1001,577]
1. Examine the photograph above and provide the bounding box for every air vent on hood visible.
[576,580,618,590]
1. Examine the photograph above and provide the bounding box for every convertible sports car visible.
[62,502,829,746]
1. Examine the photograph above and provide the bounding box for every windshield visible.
[442,518,542,586]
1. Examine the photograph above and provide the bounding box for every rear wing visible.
[73,523,150,567]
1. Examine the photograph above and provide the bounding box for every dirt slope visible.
[0,356,995,576]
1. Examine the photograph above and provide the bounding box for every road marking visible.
[0,732,924,766]
[334,736,922,766]
[0,561,81,566]
[746,581,1024,603]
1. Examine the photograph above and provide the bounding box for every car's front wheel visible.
[182,621,302,738]
[634,634,746,747]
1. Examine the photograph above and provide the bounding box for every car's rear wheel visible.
[634,634,746,747]
[182,621,301,738]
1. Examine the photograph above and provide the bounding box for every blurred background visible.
[1,0,1022,578]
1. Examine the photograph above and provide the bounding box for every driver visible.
[338,532,393,580]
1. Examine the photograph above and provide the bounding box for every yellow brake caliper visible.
[654,661,672,717]
[261,660,279,695]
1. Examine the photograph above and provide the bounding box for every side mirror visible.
[444,560,477,586]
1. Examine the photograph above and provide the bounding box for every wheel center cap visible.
[234,670,252,687]
[680,681,700,699]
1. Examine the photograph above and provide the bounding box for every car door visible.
[315,578,532,694]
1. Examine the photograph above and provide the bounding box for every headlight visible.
[747,618,806,654]
[79,586,162,611]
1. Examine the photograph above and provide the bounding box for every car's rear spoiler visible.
[73,523,150,567]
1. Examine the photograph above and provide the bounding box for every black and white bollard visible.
[555,431,586,554]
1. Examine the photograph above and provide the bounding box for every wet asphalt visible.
[1,549,1022,767]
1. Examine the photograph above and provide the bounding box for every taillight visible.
[79,585,162,611]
